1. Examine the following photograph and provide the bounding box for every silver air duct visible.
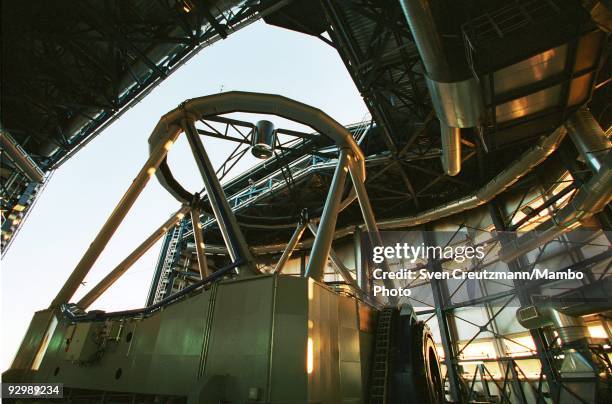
[517,303,596,378]
[440,125,461,176]
[517,304,589,347]
[500,109,611,263]
[399,0,483,176]
[515,280,612,389]
[192,126,567,256]
[565,106,611,173]
[378,126,566,229]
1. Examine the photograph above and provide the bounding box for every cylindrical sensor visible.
[251,120,276,159]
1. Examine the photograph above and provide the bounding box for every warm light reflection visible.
[588,324,608,339]
[307,337,314,374]
[504,335,537,357]
[308,278,314,300]
[458,340,497,360]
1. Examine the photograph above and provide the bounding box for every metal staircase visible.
[152,222,184,304]
[369,308,395,404]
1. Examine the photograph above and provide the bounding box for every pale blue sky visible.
[1,21,368,369]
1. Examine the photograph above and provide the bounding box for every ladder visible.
[369,308,394,404]
[152,223,183,304]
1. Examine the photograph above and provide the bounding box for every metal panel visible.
[308,281,341,403]
[270,276,309,402]
[568,72,594,107]
[7,309,57,372]
[493,45,567,95]
[307,281,365,403]
[30,291,214,396]
[202,276,275,402]
[495,84,562,123]
[338,298,362,402]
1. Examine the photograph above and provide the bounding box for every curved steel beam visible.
[149,91,365,204]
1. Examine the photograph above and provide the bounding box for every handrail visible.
[61,260,243,322]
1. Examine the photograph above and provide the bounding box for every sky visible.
[1,21,368,370]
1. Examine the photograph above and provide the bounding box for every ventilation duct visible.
[377,126,566,229]
[399,0,483,176]
[517,304,590,347]
[517,303,597,379]
[516,279,612,391]
[189,124,567,259]
[440,125,461,176]
[565,107,611,173]
[500,109,611,263]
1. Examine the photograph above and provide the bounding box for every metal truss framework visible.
[148,117,373,301]
[0,0,283,255]
[320,0,429,209]
[52,92,384,313]
[2,1,610,401]
[399,174,612,403]
[3,0,282,170]
[147,105,611,402]
[316,0,534,220]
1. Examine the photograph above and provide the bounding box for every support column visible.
[489,202,561,400]
[353,226,367,292]
[191,201,210,279]
[423,230,463,402]
[348,157,396,301]
[300,252,306,276]
[274,222,307,274]
[77,206,189,309]
[183,119,257,275]
[305,149,349,281]
[307,223,359,290]
[49,130,179,308]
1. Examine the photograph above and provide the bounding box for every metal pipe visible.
[441,124,461,176]
[0,130,44,183]
[329,249,360,290]
[398,0,451,81]
[152,92,366,205]
[307,223,359,291]
[565,107,611,174]
[517,304,589,346]
[500,122,611,262]
[347,157,398,297]
[377,127,567,229]
[183,119,257,275]
[190,204,210,279]
[353,226,366,291]
[399,0,483,176]
[77,206,189,309]
[347,156,379,236]
[200,127,565,257]
[273,221,307,274]
[305,149,349,281]
[49,126,180,308]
